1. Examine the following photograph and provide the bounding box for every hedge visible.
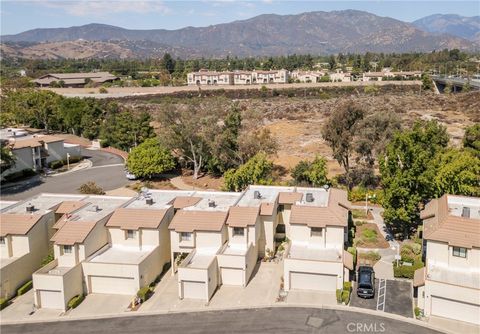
[341,290,351,304]
[49,160,64,169]
[17,280,33,296]
[343,281,352,292]
[393,260,424,279]
[67,294,84,309]
[137,286,152,302]
[336,289,342,303]
[4,169,36,182]
[0,298,10,310]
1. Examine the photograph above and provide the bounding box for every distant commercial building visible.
[33,72,118,88]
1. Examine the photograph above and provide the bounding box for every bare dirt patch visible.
[355,222,389,249]
[181,171,224,191]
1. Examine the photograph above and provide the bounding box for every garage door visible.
[182,281,205,300]
[38,290,64,309]
[431,296,480,325]
[221,268,244,286]
[89,276,137,295]
[289,272,337,292]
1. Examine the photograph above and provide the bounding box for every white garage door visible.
[38,290,64,310]
[182,281,205,300]
[290,272,337,292]
[89,276,137,295]
[431,296,480,325]
[221,268,244,286]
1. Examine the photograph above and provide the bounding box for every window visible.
[126,230,136,239]
[233,227,245,237]
[278,204,284,213]
[63,245,72,254]
[180,232,192,242]
[0,237,5,245]
[311,227,323,237]
[453,247,467,258]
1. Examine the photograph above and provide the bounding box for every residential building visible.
[81,191,179,296]
[329,70,352,82]
[32,195,131,311]
[187,70,234,86]
[1,134,80,179]
[253,69,289,84]
[169,191,242,301]
[415,195,480,325]
[33,72,118,88]
[0,194,87,299]
[362,72,385,81]
[283,188,353,292]
[290,71,325,83]
[233,71,255,85]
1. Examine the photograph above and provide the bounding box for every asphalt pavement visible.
[1,149,130,200]
[1,307,441,334]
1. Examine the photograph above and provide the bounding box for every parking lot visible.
[350,278,413,318]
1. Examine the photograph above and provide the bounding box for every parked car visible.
[125,171,137,180]
[357,266,375,298]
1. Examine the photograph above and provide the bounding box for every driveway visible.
[1,307,441,334]
[350,279,413,318]
[66,294,133,318]
[0,290,62,322]
[1,149,130,200]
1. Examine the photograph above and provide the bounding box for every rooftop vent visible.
[306,193,314,203]
[461,207,470,218]
[89,205,99,212]
[146,198,154,206]
[323,184,330,190]
[26,203,35,212]
[208,200,216,208]
[254,191,261,199]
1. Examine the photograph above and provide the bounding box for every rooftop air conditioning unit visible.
[26,203,35,212]
[208,200,216,208]
[254,191,261,199]
[146,198,154,206]
[306,193,314,203]
[89,205,99,212]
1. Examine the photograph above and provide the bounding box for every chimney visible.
[306,193,314,203]
[26,203,35,212]
[461,207,470,218]
[146,198,154,206]
[208,200,216,208]
[254,191,261,199]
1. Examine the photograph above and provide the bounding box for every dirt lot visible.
[355,222,390,249]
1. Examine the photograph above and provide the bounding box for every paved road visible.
[1,307,440,334]
[1,149,130,200]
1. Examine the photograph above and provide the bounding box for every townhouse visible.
[283,188,353,292]
[362,72,385,81]
[0,194,87,299]
[415,195,480,325]
[32,195,132,311]
[329,70,352,83]
[234,71,255,85]
[187,70,234,86]
[290,71,325,83]
[253,69,289,84]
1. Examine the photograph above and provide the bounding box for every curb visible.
[50,160,93,177]
[0,303,449,333]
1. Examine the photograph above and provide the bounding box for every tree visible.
[432,149,480,197]
[291,156,329,186]
[126,138,176,179]
[379,121,449,236]
[463,123,480,155]
[0,144,15,173]
[223,153,273,191]
[322,101,365,188]
[421,73,433,91]
[162,53,176,75]
[78,182,105,195]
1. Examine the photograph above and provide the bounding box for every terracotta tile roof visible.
[54,201,88,214]
[0,214,43,237]
[343,250,354,271]
[51,221,97,245]
[106,208,170,230]
[422,195,480,248]
[226,206,260,227]
[289,189,350,227]
[278,192,303,205]
[169,210,228,232]
[413,267,426,287]
[260,202,275,216]
[170,196,202,209]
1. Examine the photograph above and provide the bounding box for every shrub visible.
[48,160,64,169]
[343,281,352,292]
[78,181,105,195]
[0,298,9,310]
[67,294,84,309]
[341,289,351,304]
[360,251,381,262]
[364,85,379,94]
[411,243,422,255]
[414,306,422,318]
[3,169,36,182]
[354,220,367,226]
[99,87,108,94]
[393,259,424,279]
[17,280,32,296]
[137,286,152,302]
[347,247,357,267]
[348,187,383,205]
[41,252,54,266]
[362,228,377,242]
[336,289,342,303]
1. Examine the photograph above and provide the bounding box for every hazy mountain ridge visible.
[1,10,478,59]
[413,14,480,42]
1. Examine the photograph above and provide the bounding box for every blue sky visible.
[1,1,479,35]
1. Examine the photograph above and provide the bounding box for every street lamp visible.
[365,193,376,214]
[66,153,71,170]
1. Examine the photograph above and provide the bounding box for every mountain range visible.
[1,10,479,59]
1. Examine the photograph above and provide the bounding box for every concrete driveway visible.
[1,149,130,200]
[1,307,442,334]
[66,294,133,318]
[0,290,62,322]
[350,279,413,318]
